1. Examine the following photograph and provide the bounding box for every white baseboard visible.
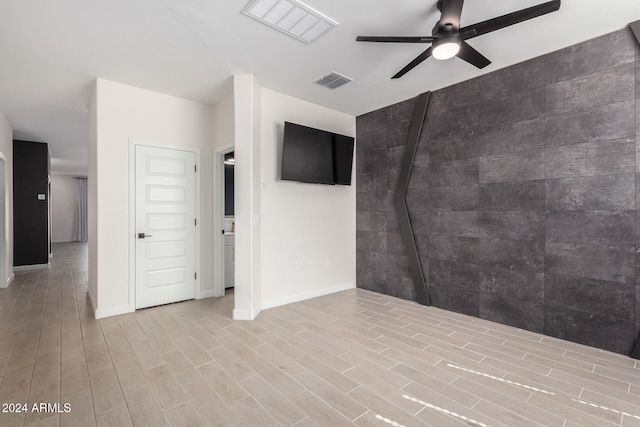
[198,290,216,299]
[233,304,262,320]
[87,287,97,317]
[87,285,134,319]
[1,273,14,289]
[94,304,135,319]
[13,263,50,272]
[261,282,355,311]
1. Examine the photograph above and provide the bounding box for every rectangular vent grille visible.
[316,72,353,89]
[242,0,338,44]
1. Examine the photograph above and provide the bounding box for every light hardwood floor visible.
[0,242,639,426]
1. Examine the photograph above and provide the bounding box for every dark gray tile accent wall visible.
[356,28,639,355]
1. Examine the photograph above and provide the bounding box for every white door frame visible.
[213,144,234,298]
[128,139,201,311]
[0,153,7,289]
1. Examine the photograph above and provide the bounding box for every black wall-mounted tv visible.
[281,121,354,185]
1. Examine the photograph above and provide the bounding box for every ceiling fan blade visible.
[356,36,437,43]
[392,47,433,79]
[439,0,465,28]
[460,0,560,40]
[456,41,491,69]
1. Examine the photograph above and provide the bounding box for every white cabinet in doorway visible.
[224,233,235,288]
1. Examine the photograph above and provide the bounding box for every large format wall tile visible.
[405,187,429,212]
[546,210,635,247]
[356,231,387,253]
[478,238,544,272]
[429,57,546,115]
[430,133,480,162]
[356,211,387,232]
[428,284,479,317]
[545,138,635,178]
[428,235,479,264]
[356,28,640,355]
[545,274,635,320]
[545,306,635,355]
[544,101,636,148]
[428,211,479,237]
[477,211,544,241]
[545,174,635,211]
[383,276,417,301]
[429,158,479,187]
[479,294,544,333]
[479,181,545,211]
[636,285,640,337]
[476,118,546,157]
[476,88,547,130]
[545,29,637,85]
[429,259,479,291]
[429,185,479,211]
[545,243,635,284]
[479,149,545,183]
[545,63,635,115]
[479,267,544,303]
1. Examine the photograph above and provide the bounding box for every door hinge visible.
[194,272,197,280]
[194,218,197,226]
[194,165,197,172]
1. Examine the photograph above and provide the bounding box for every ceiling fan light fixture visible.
[432,37,460,60]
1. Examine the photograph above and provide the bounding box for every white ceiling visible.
[1,0,639,174]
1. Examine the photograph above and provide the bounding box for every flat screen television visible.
[281,122,354,185]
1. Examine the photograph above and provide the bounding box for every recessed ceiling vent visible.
[315,72,353,89]
[242,0,338,44]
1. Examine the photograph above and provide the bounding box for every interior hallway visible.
[0,242,639,426]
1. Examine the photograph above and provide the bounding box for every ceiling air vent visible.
[316,72,353,89]
[242,0,338,44]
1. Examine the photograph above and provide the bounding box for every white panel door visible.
[135,145,197,309]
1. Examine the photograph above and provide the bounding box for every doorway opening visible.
[0,153,7,288]
[213,145,235,297]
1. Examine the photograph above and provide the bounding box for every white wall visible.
[0,111,13,288]
[233,75,262,319]
[88,85,98,308]
[232,75,356,318]
[212,93,235,147]
[90,78,218,318]
[87,76,354,319]
[51,174,76,243]
[258,88,356,308]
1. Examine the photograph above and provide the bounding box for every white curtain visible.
[72,178,88,242]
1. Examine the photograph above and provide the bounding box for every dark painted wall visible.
[356,28,640,355]
[13,140,50,266]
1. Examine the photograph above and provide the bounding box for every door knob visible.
[138,233,153,239]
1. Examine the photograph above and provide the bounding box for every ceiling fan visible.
[356,0,561,79]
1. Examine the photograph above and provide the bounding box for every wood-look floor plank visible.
[289,391,355,427]
[143,364,189,410]
[88,368,126,416]
[163,401,206,427]
[182,377,241,427]
[175,337,212,367]
[238,374,306,425]
[2,242,640,427]
[96,407,133,427]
